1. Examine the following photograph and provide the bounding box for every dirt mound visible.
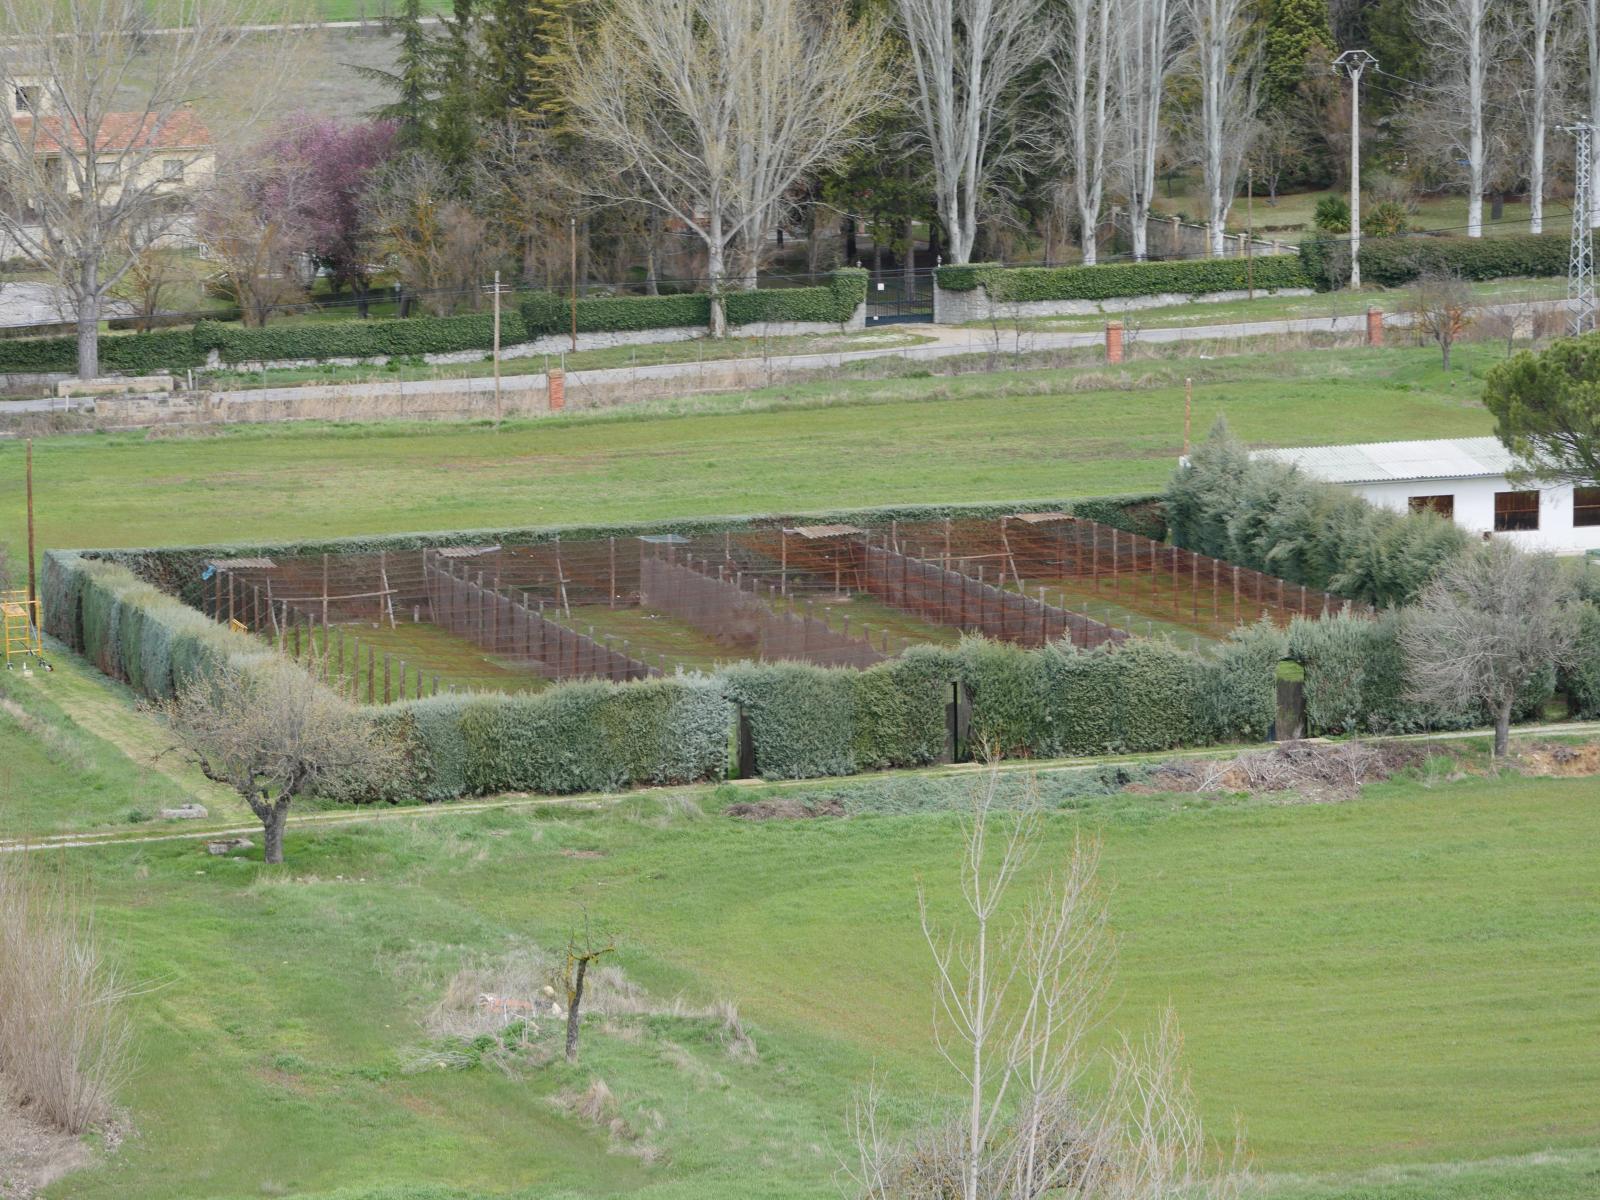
[1513,741,1600,777]
[725,796,846,821]
[1141,741,1440,802]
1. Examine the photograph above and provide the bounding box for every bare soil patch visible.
[725,797,846,821]
[1135,741,1445,803]
[1512,741,1600,777]
[0,1087,92,1200]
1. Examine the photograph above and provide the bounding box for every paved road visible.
[1,299,1568,419]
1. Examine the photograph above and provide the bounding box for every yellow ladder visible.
[1,590,47,673]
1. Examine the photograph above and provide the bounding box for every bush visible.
[0,328,205,374]
[1299,232,1568,291]
[198,311,532,365]
[1167,424,1471,606]
[1314,195,1351,234]
[933,256,1310,303]
[454,678,730,795]
[519,291,710,336]
[1560,600,1600,718]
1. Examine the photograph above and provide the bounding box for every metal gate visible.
[866,268,935,324]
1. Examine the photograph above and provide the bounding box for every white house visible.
[1254,437,1600,556]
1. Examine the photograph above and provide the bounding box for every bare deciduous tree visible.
[1115,0,1180,262]
[561,915,616,1065]
[162,661,399,864]
[894,0,1048,266]
[1410,270,1472,371]
[567,0,890,336]
[365,151,500,316]
[0,0,308,377]
[1414,0,1504,239]
[196,153,312,328]
[1049,0,1117,266]
[1401,541,1580,757]
[1514,0,1570,235]
[843,767,1242,1200]
[1182,0,1260,258]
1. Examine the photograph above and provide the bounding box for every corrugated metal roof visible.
[1253,437,1521,484]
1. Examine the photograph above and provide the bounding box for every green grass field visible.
[8,681,1596,1199]
[0,346,1497,565]
[4,337,1593,1200]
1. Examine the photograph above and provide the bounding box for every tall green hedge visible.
[934,257,1309,302]
[520,291,711,336]
[1298,232,1568,291]
[196,312,532,365]
[0,328,206,374]
[1167,424,1471,607]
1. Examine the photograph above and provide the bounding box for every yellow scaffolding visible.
[2,590,47,673]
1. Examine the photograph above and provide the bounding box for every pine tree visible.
[1260,0,1333,106]
[355,0,441,148]
[478,0,594,132]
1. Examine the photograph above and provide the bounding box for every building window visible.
[161,158,185,182]
[1409,494,1455,519]
[1575,488,1600,528]
[97,159,120,183]
[1493,490,1540,532]
[14,85,39,113]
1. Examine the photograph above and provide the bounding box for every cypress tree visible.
[1260,0,1333,107]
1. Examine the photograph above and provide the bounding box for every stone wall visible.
[932,284,1314,325]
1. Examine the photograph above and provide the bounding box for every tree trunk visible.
[844,215,857,265]
[262,801,289,864]
[1494,701,1511,757]
[707,226,728,339]
[903,214,916,299]
[564,956,589,1063]
[645,211,661,296]
[76,267,101,380]
[1441,338,1452,371]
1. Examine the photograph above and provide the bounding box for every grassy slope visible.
[31,768,1600,1200]
[0,347,1495,559]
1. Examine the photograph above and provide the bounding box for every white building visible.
[1254,437,1600,556]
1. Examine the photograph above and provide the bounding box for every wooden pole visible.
[492,269,503,429]
[24,439,36,609]
[569,216,578,353]
[609,536,617,608]
[1183,377,1192,457]
[321,553,330,628]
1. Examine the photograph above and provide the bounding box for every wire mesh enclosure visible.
[198,514,1356,703]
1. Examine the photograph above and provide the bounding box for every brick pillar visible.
[1365,307,1384,347]
[1105,321,1124,364]
[548,368,565,412]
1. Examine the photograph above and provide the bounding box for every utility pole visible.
[25,438,36,609]
[1566,121,1598,335]
[1246,166,1255,300]
[486,270,505,429]
[1334,50,1377,291]
[569,216,578,354]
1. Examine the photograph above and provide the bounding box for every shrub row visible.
[1167,425,1471,607]
[1288,609,1555,735]
[933,256,1310,302]
[0,328,205,374]
[0,271,870,376]
[1298,232,1569,290]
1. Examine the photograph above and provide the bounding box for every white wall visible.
[1354,476,1600,555]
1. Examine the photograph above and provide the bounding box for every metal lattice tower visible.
[1568,122,1597,337]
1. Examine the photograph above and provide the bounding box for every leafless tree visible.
[1409,270,1472,371]
[843,767,1243,1200]
[1114,0,1180,261]
[894,0,1049,266]
[162,660,399,864]
[561,914,616,1064]
[365,152,500,316]
[1414,0,1505,239]
[195,154,312,328]
[475,119,575,286]
[1048,0,1117,266]
[1401,541,1580,757]
[1514,0,1570,235]
[0,0,308,378]
[1247,110,1295,208]
[567,0,890,335]
[1182,0,1260,258]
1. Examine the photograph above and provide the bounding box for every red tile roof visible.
[11,108,210,155]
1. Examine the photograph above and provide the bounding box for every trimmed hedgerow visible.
[1298,232,1568,291]
[1562,601,1600,719]
[455,679,730,795]
[851,646,959,770]
[721,662,860,779]
[196,312,533,365]
[933,257,1310,302]
[0,328,205,374]
[725,268,869,326]
[520,291,710,336]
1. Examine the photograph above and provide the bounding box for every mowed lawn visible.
[0,346,1496,558]
[25,767,1598,1200]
